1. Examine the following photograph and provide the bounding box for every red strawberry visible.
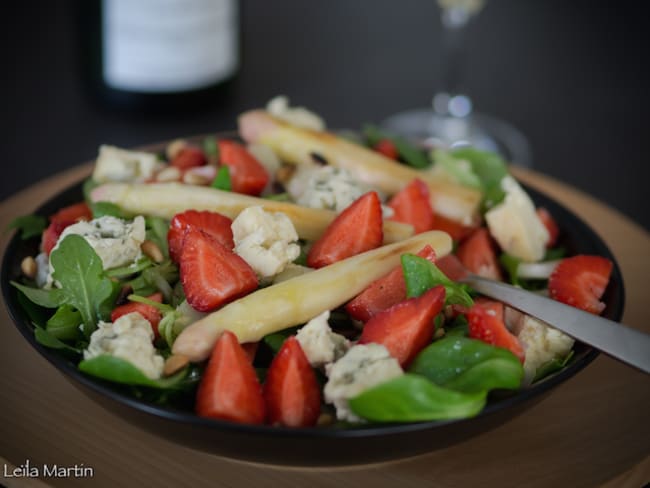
[242,342,259,363]
[467,299,525,362]
[42,220,74,255]
[346,244,438,322]
[456,228,502,280]
[536,207,559,248]
[431,213,477,242]
[167,210,234,263]
[180,228,258,312]
[171,147,207,171]
[359,285,445,368]
[111,293,163,340]
[388,178,435,234]
[196,330,265,424]
[49,202,92,224]
[307,191,383,268]
[548,255,613,314]
[263,337,321,427]
[218,140,269,196]
[374,139,399,160]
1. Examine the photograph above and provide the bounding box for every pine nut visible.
[182,171,211,186]
[156,166,181,182]
[164,354,189,377]
[141,240,164,263]
[275,164,296,184]
[21,256,37,279]
[166,139,188,160]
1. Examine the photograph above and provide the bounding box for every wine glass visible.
[381,0,532,167]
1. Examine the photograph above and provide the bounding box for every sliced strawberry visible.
[42,220,75,255]
[180,228,258,312]
[263,337,321,427]
[171,146,207,171]
[359,285,445,368]
[374,139,399,160]
[242,342,259,363]
[388,179,436,234]
[467,299,525,362]
[218,140,269,196]
[50,202,92,224]
[111,293,163,340]
[536,207,559,248]
[167,210,234,263]
[431,213,477,242]
[548,255,613,314]
[307,191,383,268]
[196,330,265,424]
[346,245,438,322]
[456,228,502,280]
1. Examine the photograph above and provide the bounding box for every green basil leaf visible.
[203,136,219,160]
[445,314,469,337]
[362,124,430,169]
[6,215,47,239]
[211,165,232,191]
[499,253,521,287]
[544,247,566,261]
[409,336,524,393]
[401,254,473,307]
[46,304,82,341]
[50,235,116,336]
[449,148,509,212]
[11,281,61,308]
[78,355,188,389]
[349,373,486,422]
[431,149,482,188]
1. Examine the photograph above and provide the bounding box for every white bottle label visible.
[103,0,238,93]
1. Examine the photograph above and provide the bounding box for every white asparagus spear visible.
[238,110,483,224]
[172,230,452,362]
[90,182,413,244]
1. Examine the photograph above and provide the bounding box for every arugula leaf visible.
[263,326,300,354]
[449,148,509,212]
[544,247,566,261]
[46,304,82,341]
[431,149,482,188]
[409,336,524,393]
[533,350,575,383]
[11,281,61,308]
[105,257,153,278]
[401,254,473,307]
[349,373,486,422]
[445,314,469,337]
[203,136,219,162]
[499,253,521,287]
[91,201,134,219]
[362,124,430,169]
[49,235,116,336]
[211,166,232,191]
[16,289,50,326]
[78,355,188,389]
[82,178,100,203]
[34,325,82,353]
[265,192,291,202]
[6,215,47,239]
[145,217,170,258]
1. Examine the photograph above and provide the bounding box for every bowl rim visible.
[0,158,625,442]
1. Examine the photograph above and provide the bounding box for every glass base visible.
[380,108,532,167]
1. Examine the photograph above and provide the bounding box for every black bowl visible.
[1,171,625,467]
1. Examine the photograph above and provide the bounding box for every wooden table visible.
[1,166,648,488]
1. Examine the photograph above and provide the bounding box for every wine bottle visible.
[78,0,240,112]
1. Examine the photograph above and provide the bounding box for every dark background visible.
[2,1,648,230]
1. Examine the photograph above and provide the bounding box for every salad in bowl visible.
[6,97,617,434]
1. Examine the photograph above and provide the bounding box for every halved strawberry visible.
[374,139,399,160]
[359,285,445,368]
[346,245,438,322]
[180,228,258,312]
[42,220,75,255]
[196,330,265,424]
[218,140,269,196]
[167,210,234,263]
[536,207,559,248]
[456,228,502,280]
[49,202,92,224]
[388,178,435,234]
[171,146,207,171]
[263,337,321,427]
[242,342,259,364]
[307,191,383,268]
[548,255,613,314]
[431,213,477,242]
[467,299,525,362]
[111,293,163,340]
